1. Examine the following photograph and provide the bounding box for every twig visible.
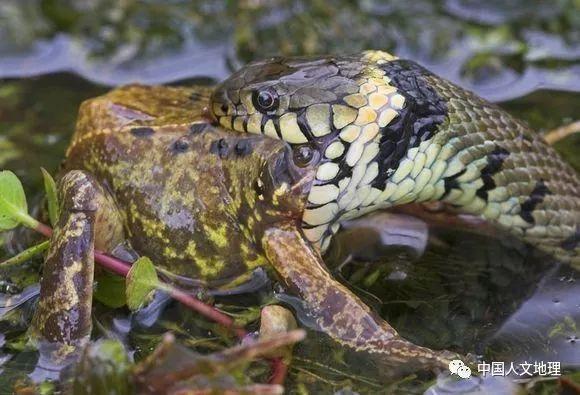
[544,120,580,145]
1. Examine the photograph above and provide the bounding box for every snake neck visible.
[301,60,580,264]
[208,51,580,262]
[301,60,451,251]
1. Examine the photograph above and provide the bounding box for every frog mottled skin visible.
[31,84,458,372]
[63,85,291,282]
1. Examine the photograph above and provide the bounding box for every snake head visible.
[211,55,365,143]
[211,51,415,251]
[210,51,400,140]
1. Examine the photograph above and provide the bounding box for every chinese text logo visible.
[449,359,472,379]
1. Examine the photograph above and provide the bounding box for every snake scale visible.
[209,50,580,265]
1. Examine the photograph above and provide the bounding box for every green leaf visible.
[363,268,381,288]
[38,381,55,395]
[94,270,127,308]
[0,240,50,268]
[0,170,30,231]
[126,257,159,310]
[41,168,59,227]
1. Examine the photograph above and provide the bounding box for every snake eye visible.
[292,144,320,168]
[252,88,279,113]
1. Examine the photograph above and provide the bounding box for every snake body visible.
[210,50,580,265]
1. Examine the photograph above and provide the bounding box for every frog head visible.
[209,51,405,251]
[216,133,318,246]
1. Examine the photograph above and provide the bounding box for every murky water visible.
[0,1,579,393]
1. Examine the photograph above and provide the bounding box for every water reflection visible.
[486,264,580,368]
[327,215,580,369]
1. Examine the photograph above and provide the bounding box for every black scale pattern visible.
[372,60,448,190]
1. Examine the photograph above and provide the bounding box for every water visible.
[0,1,579,393]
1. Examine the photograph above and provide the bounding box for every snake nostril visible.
[220,104,228,114]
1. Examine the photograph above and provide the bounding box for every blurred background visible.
[0,0,578,96]
[0,1,579,393]
[1,0,579,190]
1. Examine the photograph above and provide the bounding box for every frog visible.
[30,84,457,373]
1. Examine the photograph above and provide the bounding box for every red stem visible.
[168,287,247,339]
[35,223,53,238]
[268,357,288,385]
[94,251,130,277]
[95,252,247,337]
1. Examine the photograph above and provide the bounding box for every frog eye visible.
[252,88,279,113]
[292,144,320,168]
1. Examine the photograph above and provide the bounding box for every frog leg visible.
[31,171,124,353]
[262,222,460,371]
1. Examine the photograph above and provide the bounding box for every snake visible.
[209,50,580,265]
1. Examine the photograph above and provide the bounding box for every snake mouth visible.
[209,89,249,134]
[208,85,229,122]
[201,102,218,125]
